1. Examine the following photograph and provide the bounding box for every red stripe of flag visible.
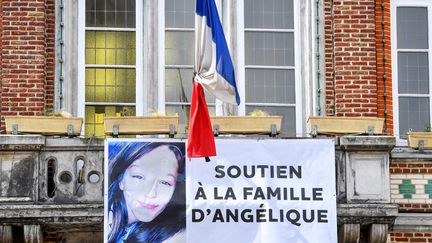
[187,81,216,158]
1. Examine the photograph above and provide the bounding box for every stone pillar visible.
[24,225,42,243]
[338,224,360,243]
[368,224,388,243]
[0,225,13,243]
[336,136,397,242]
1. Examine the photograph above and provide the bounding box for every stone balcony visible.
[0,135,398,242]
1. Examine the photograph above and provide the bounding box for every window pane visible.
[245,32,294,66]
[397,7,428,49]
[165,31,194,65]
[165,0,204,133]
[165,0,195,28]
[165,68,192,103]
[165,68,215,103]
[86,68,136,103]
[245,0,293,29]
[85,105,136,138]
[85,31,136,65]
[398,52,429,94]
[86,0,136,28]
[399,97,430,138]
[246,106,295,137]
[246,69,295,103]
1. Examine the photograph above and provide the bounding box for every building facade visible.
[0,0,431,242]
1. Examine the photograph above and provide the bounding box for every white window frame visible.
[159,0,304,136]
[237,0,303,136]
[75,0,305,136]
[159,0,221,116]
[391,0,432,144]
[77,0,144,135]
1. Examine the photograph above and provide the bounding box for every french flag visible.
[187,0,240,159]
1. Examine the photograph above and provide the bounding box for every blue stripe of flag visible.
[196,0,240,105]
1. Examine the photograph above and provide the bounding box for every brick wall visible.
[0,0,55,132]
[324,0,378,117]
[375,0,393,134]
[390,162,432,212]
[45,0,55,112]
[0,0,2,128]
[390,232,432,242]
[324,0,335,115]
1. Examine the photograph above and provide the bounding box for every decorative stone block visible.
[38,138,104,203]
[346,152,390,202]
[0,152,37,202]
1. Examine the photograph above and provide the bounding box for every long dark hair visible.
[107,142,186,243]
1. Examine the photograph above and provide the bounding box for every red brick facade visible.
[390,232,432,242]
[0,0,55,132]
[375,0,393,134]
[324,0,393,133]
[45,0,55,113]
[324,0,379,118]
[0,0,395,134]
[391,162,432,175]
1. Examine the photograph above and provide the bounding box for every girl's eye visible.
[132,175,143,180]
[160,180,172,186]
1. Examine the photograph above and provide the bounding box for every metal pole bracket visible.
[270,124,277,137]
[419,140,425,153]
[169,124,175,138]
[12,124,19,135]
[311,124,318,138]
[67,124,74,137]
[368,125,375,136]
[213,124,220,137]
[113,124,119,138]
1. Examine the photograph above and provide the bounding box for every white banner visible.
[187,139,337,243]
[104,139,336,243]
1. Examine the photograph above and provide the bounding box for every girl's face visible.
[120,145,179,223]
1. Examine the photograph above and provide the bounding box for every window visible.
[80,0,141,137]
[392,1,432,139]
[164,0,215,132]
[163,0,300,135]
[243,0,298,136]
[73,0,303,137]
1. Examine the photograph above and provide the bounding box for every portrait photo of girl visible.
[105,140,186,243]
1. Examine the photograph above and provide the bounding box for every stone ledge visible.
[393,213,432,232]
[44,137,104,150]
[0,204,104,231]
[337,203,398,225]
[0,135,45,150]
[391,146,432,160]
[0,204,103,219]
[337,136,396,151]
